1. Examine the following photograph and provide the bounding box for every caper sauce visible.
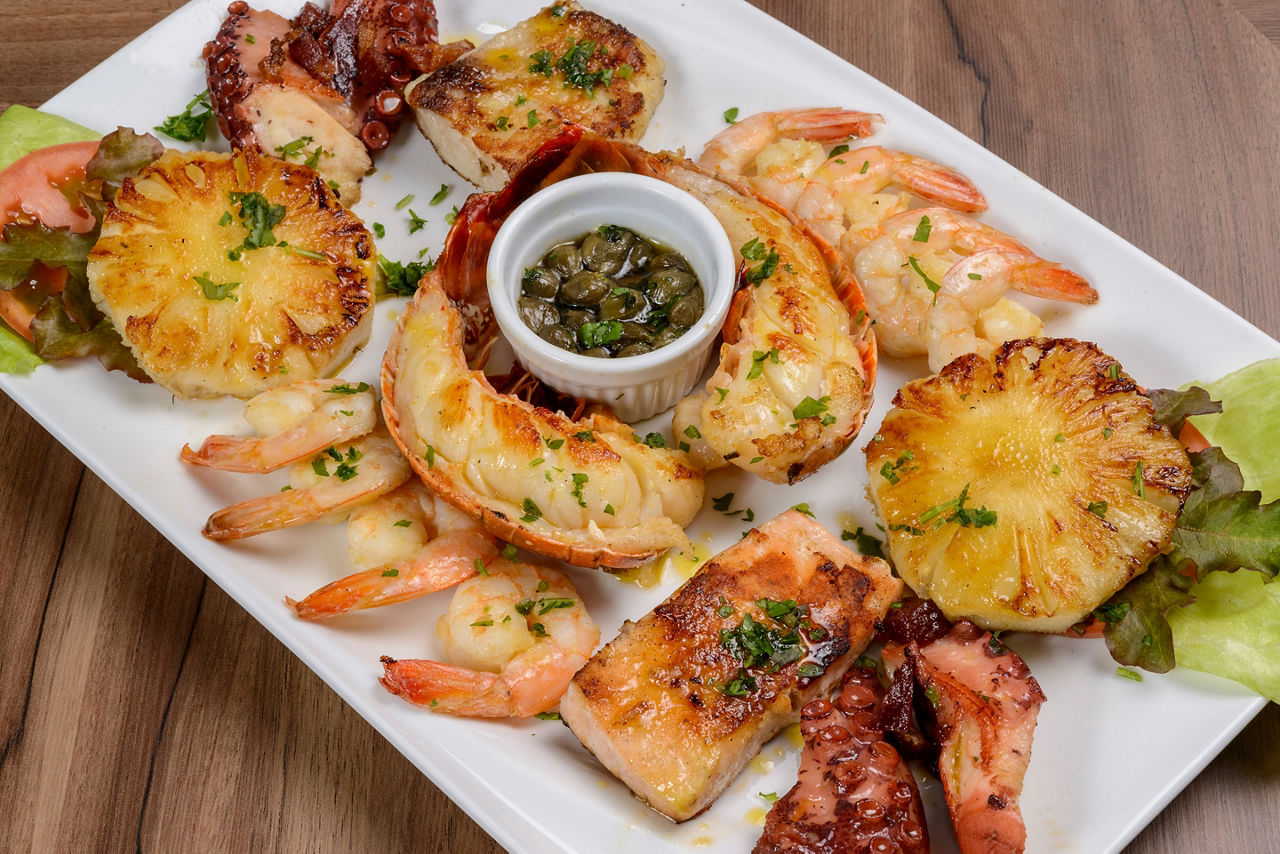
[517,225,705,358]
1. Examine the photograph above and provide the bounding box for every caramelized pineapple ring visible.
[865,338,1192,632]
[88,149,374,398]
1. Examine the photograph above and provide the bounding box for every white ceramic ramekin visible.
[487,173,735,422]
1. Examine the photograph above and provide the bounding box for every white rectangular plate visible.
[5,1,1275,852]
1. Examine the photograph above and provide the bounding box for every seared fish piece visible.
[560,511,901,822]
[405,1,665,190]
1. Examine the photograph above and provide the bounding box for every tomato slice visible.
[0,139,100,341]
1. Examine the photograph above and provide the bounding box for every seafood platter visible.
[2,0,1278,851]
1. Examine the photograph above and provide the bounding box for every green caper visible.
[560,271,613,307]
[649,251,691,272]
[668,286,704,328]
[580,347,611,358]
[580,229,633,275]
[627,238,656,270]
[521,267,560,299]
[560,308,597,330]
[539,325,576,351]
[518,296,560,332]
[618,321,655,344]
[598,287,646,321]
[616,343,653,358]
[653,326,686,349]
[646,269,697,307]
[542,242,582,278]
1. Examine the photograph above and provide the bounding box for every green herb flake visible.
[643,432,667,449]
[502,543,519,561]
[759,791,780,804]
[429,184,450,205]
[712,493,735,512]
[1116,666,1144,682]
[1132,460,1146,497]
[495,116,510,130]
[545,436,565,449]
[797,662,825,678]
[425,444,436,468]
[470,619,494,627]
[1108,363,1121,380]
[842,526,886,559]
[407,209,426,234]
[570,472,589,507]
[395,194,414,210]
[372,222,385,239]
[1087,500,1108,518]
[860,160,870,174]
[155,91,213,142]
[521,498,543,523]
[193,274,239,302]
[326,381,370,395]
[603,503,615,515]
[1103,427,1115,439]
[445,206,459,225]
[617,63,634,79]
[579,320,622,348]
[381,568,399,578]
[907,255,942,294]
[790,503,815,518]
[792,395,830,421]
[968,272,983,280]
[829,143,850,157]
[716,387,729,403]
[1054,433,1066,442]
[473,558,489,577]
[393,519,412,528]
[723,106,739,124]
[534,711,561,721]
[527,109,541,127]
[683,424,702,440]
[912,214,932,243]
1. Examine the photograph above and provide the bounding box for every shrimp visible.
[181,379,377,473]
[697,109,984,248]
[379,564,600,718]
[201,432,412,540]
[288,481,499,619]
[697,107,882,178]
[852,207,1096,362]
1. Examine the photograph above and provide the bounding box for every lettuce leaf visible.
[1167,569,1280,703]
[1170,448,1280,577]
[0,324,41,373]
[1100,556,1195,673]
[86,127,163,202]
[0,105,98,171]
[1187,358,1280,502]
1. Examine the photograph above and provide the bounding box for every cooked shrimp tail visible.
[181,379,377,473]
[380,647,588,718]
[290,528,498,619]
[202,434,411,540]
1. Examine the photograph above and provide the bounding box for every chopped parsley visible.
[790,503,815,518]
[381,569,399,578]
[792,396,830,421]
[429,184,450,205]
[534,711,562,721]
[579,320,622,348]
[741,237,780,285]
[683,424,702,440]
[917,483,997,529]
[829,143,850,157]
[1116,666,1143,682]
[495,116,510,130]
[372,222,385,238]
[193,274,239,302]
[878,450,915,484]
[747,347,780,380]
[1131,460,1146,497]
[570,472,589,507]
[407,209,426,234]
[395,194,414,210]
[912,214,932,243]
[378,255,435,296]
[226,191,287,259]
[841,526,886,559]
[907,255,942,294]
[716,387,729,403]
[723,106,739,124]
[520,498,543,523]
[393,519,412,528]
[155,91,213,142]
[326,382,370,394]
[712,493,735,512]
[502,543,519,562]
[527,109,541,127]
[642,432,667,449]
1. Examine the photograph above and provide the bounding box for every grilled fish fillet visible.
[405,1,665,190]
[560,511,901,822]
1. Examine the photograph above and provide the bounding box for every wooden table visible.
[2,1,1277,851]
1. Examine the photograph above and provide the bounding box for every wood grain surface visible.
[2,1,1278,852]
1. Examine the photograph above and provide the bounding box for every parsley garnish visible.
[829,143,850,157]
[225,191,287,259]
[378,255,435,296]
[842,526,886,559]
[1131,460,1146,497]
[792,396,830,421]
[193,274,239,302]
[907,255,941,294]
[790,503,815,518]
[521,498,543,523]
[155,91,213,142]
[502,543,519,561]
[570,472,589,507]
[912,214,932,243]
[747,348,780,380]
[917,483,997,529]
[879,450,915,484]
[579,320,622,348]
[395,194,414,210]
[723,106,739,124]
[372,222,385,238]
[408,209,426,234]
[430,184,450,205]
[740,237,779,285]
[393,519,412,528]
[642,432,666,449]
[326,382,370,394]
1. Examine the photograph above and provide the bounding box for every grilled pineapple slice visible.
[87,149,374,398]
[864,338,1192,632]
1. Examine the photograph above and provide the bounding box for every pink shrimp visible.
[380,564,599,718]
[181,378,377,473]
[288,481,499,619]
